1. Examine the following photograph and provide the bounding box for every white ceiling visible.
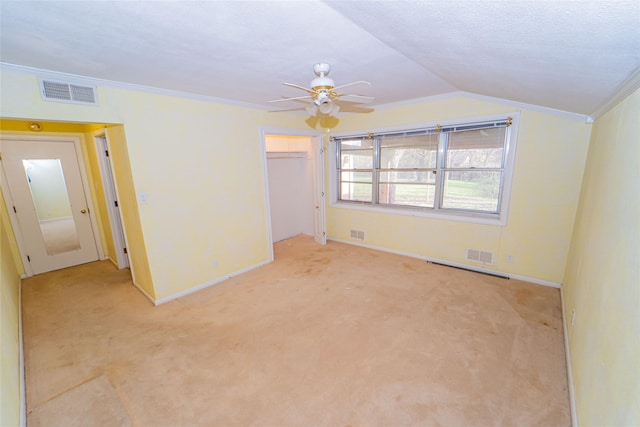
[1,1,639,118]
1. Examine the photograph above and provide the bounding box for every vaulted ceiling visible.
[1,1,639,118]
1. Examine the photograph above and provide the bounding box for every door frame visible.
[94,132,130,269]
[0,133,104,277]
[260,127,326,261]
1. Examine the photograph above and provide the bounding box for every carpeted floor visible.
[22,235,570,426]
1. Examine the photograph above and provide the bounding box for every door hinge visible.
[123,247,127,254]
[26,255,31,262]
[323,232,326,236]
[105,150,109,157]
[13,206,17,213]
[114,200,118,207]
[321,192,324,197]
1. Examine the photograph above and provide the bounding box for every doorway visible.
[1,136,102,275]
[95,134,129,269]
[264,133,326,252]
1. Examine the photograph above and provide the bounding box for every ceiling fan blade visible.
[268,95,313,103]
[283,82,314,93]
[338,94,375,103]
[332,80,371,91]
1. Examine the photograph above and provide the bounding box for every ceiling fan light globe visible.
[306,105,318,116]
[318,101,333,114]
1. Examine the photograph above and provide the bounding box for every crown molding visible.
[589,66,640,121]
[0,62,271,111]
[375,91,592,123]
[1,62,602,122]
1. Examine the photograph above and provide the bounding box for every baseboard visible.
[132,280,156,305]
[106,256,122,269]
[560,286,579,426]
[327,238,561,288]
[153,259,273,306]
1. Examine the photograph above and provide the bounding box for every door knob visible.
[80,209,87,214]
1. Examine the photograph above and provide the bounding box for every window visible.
[334,116,516,222]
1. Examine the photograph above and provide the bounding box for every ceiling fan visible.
[269,63,373,116]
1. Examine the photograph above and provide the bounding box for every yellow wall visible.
[105,125,154,298]
[1,67,308,301]
[0,189,23,427]
[562,88,640,425]
[329,97,592,284]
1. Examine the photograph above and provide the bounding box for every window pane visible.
[340,182,372,202]
[341,171,372,183]
[340,139,374,149]
[379,171,435,207]
[379,183,435,208]
[447,127,505,168]
[380,134,438,169]
[442,171,502,212]
[341,150,373,169]
[379,171,435,184]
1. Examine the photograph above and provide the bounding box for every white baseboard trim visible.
[327,238,561,288]
[508,273,561,289]
[153,259,273,306]
[132,280,156,305]
[560,286,579,426]
[106,256,119,269]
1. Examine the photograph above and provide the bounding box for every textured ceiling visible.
[1,0,639,117]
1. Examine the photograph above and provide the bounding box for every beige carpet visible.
[22,235,570,426]
[28,375,131,427]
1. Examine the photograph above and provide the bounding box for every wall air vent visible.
[466,248,494,265]
[39,79,98,105]
[350,229,365,240]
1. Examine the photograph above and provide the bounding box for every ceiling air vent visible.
[39,79,98,105]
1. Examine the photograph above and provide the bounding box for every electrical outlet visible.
[507,254,514,263]
[213,260,219,268]
[571,309,576,327]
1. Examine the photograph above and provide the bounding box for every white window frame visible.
[329,113,520,226]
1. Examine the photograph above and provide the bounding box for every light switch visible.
[139,192,147,204]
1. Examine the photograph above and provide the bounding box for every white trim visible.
[328,237,562,288]
[260,129,275,262]
[589,66,640,120]
[93,132,129,269]
[507,273,561,289]
[374,91,592,123]
[19,278,26,427]
[102,128,136,277]
[260,126,324,260]
[0,62,270,111]
[153,259,272,306]
[560,286,579,427]
[0,165,34,276]
[132,280,156,305]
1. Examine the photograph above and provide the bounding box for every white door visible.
[312,136,326,245]
[1,139,99,274]
[95,135,129,269]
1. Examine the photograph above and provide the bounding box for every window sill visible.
[329,201,507,226]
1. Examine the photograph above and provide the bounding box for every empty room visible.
[1,1,638,426]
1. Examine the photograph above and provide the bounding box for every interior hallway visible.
[22,235,570,426]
